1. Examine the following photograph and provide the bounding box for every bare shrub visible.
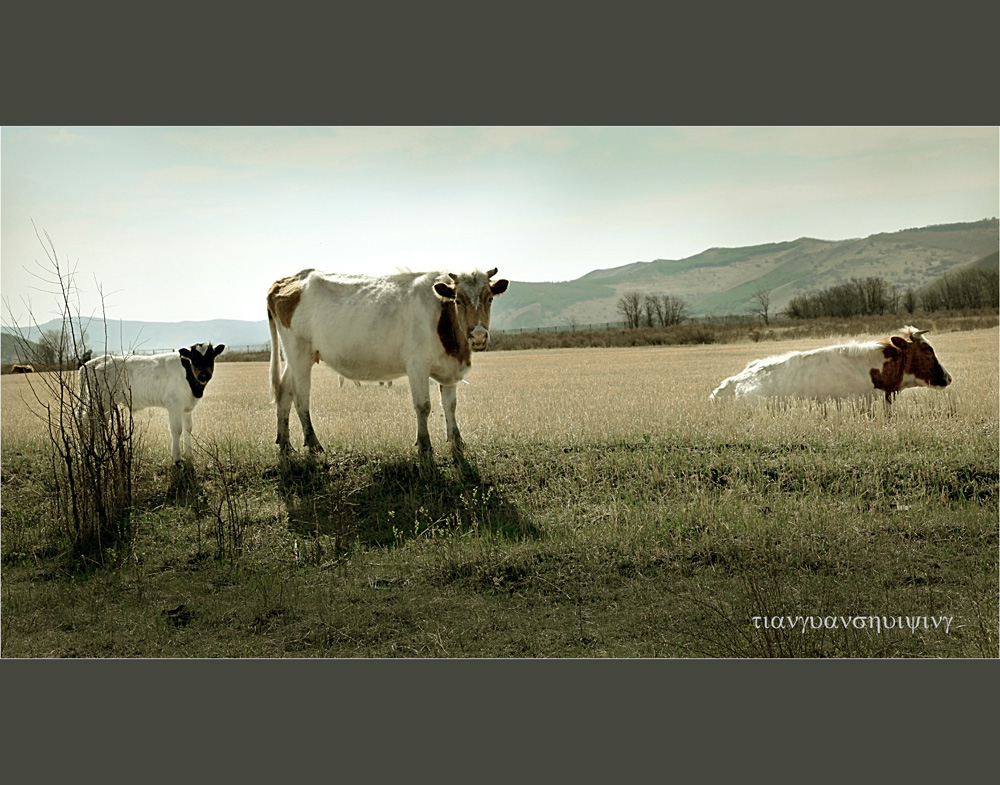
[2,227,139,563]
[668,325,718,345]
[201,438,255,563]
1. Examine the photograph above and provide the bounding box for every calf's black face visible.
[179,342,225,397]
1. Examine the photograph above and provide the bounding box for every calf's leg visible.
[182,410,194,462]
[168,409,184,464]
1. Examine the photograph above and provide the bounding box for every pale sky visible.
[2,126,997,325]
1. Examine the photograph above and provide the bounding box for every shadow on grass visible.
[274,451,538,550]
[165,461,205,510]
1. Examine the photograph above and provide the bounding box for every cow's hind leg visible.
[275,343,324,454]
[439,383,464,456]
[290,354,323,453]
[274,365,295,452]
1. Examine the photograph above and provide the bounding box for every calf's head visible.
[434,267,509,352]
[179,342,226,396]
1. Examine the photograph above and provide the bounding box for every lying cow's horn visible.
[487,267,498,278]
[913,329,928,339]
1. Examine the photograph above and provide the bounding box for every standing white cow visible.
[709,326,952,404]
[78,343,225,464]
[267,267,508,456]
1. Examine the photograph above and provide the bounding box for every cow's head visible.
[179,342,226,396]
[873,327,952,397]
[434,268,509,353]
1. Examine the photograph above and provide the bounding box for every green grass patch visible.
[3,431,995,658]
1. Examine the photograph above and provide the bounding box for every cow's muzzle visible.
[469,325,489,351]
[934,368,953,387]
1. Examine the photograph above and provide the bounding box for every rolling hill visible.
[1,332,41,366]
[490,218,999,328]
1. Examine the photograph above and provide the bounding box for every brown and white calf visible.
[78,343,225,464]
[11,364,35,374]
[266,267,508,456]
[709,326,952,404]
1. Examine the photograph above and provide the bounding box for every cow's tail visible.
[268,309,283,403]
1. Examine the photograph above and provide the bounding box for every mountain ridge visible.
[492,218,998,328]
[3,219,996,359]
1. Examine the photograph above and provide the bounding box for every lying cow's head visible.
[872,327,952,398]
[179,342,226,397]
[434,267,509,353]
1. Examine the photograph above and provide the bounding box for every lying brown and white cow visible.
[709,326,952,404]
[267,267,508,456]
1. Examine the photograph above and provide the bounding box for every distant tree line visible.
[35,328,92,366]
[783,277,901,319]
[783,268,998,319]
[617,292,688,328]
[919,266,999,312]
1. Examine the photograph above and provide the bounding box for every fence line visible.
[493,321,627,335]
[131,343,272,356]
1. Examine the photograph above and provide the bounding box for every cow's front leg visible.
[408,369,433,456]
[182,410,195,462]
[439,382,464,456]
[168,409,184,465]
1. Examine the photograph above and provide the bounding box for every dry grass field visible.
[1,326,997,657]
[3,327,995,457]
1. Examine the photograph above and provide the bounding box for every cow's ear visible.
[213,344,226,357]
[890,336,908,350]
[179,347,192,359]
[491,279,509,296]
[434,281,456,301]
